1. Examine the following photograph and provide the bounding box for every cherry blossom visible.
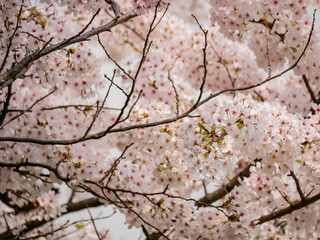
[0,0,320,239]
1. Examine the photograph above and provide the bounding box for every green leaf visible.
[228,213,240,222]
[74,162,83,168]
[84,106,94,112]
[148,80,158,90]
[36,118,48,128]
[198,122,206,131]
[75,221,84,229]
[237,123,244,129]
[235,116,244,129]
[222,196,233,207]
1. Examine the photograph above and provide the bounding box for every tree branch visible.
[0,88,56,129]
[0,160,69,182]
[0,10,138,90]
[192,14,208,106]
[87,208,102,240]
[105,0,121,19]
[82,70,114,138]
[254,191,320,225]
[0,8,315,146]
[289,171,306,202]
[196,162,253,207]
[302,74,320,104]
[0,84,12,125]
[0,198,102,239]
[0,5,23,73]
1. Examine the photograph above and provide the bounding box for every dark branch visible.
[255,191,320,225]
[196,163,253,207]
[0,8,315,146]
[0,198,102,239]
[289,171,306,202]
[0,84,12,125]
[105,0,121,19]
[302,74,320,104]
[0,88,56,129]
[192,14,208,106]
[0,10,138,89]
[0,5,23,73]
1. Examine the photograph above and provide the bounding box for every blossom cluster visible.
[209,0,320,90]
[84,94,319,239]
[0,0,320,239]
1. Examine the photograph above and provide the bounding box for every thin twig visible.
[254,191,320,225]
[87,208,102,240]
[104,72,128,96]
[168,52,182,115]
[302,74,319,104]
[74,9,101,39]
[0,10,138,89]
[0,160,69,182]
[192,14,208,106]
[119,90,143,123]
[289,171,306,202]
[209,42,235,87]
[253,90,265,102]
[82,69,115,138]
[0,88,56,129]
[105,0,120,19]
[276,187,292,206]
[0,4,23,73]
[0,197,102,239]
[41,104,120,111]
[99,143,134,184]
[265,31,272,78]
[21,31,47,43]
[35,37,54,57]
[98,2,165,135]
[0,9,315,145]
[0,84,12,125]
[122,22,146,41]
[98,37,135,82]
[113,191,170,240]
[105,9,145,41]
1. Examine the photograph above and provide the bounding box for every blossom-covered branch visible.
[0,8,138,89]
[1,1,320,239]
